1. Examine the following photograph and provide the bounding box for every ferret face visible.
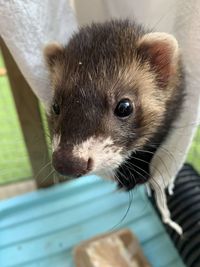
[44,21,184,186]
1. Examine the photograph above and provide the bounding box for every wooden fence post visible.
[0,39,55,188]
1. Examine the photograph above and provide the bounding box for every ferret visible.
[44,19,184,224]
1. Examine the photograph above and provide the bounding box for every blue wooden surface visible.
[0,175,185,267]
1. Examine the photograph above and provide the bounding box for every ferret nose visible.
[52,149,93,177]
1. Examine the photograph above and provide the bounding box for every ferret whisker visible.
[124,159,166,191]
[35,161,52,179]
[110,190,133,231]
[124,160,149,178]
[40,169,56,185]
[101,161,125,186]
[123,161,148,183]
[115,170,126,188]
[125,166,137,187]
[53,172,60,185]
[145,143,180,178]
[110,173,133,230]
[129,154,165,180]
[116,166,130,182]
[114,163,132,186]
[137,148,171,181]
[117,166,137,188]
[146,143,178,166]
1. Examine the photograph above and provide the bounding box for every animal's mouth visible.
[52,136,125,178]
[52,149,154,191]
[52,137,156,189]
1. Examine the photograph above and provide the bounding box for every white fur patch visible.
[52,134,61,152]
[72,136,124,177]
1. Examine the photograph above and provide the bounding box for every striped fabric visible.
[165,164,200,267]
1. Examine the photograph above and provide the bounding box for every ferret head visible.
[44,20,184,187]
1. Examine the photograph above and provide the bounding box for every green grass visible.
[0,53,199,185]
[0,54,32,184]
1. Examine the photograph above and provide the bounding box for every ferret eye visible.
[114,99,133,118]
[52,103,60,115]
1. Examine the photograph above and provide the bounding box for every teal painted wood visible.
[0,175,185,267]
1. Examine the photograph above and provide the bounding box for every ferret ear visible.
[43,42,64,69]
[137,33,179,87]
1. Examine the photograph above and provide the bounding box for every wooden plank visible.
[0,180,36,200]
[0,39,54,188]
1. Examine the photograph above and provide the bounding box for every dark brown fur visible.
[45,20,185,189]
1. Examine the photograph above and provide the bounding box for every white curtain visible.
[0,0,77,107]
